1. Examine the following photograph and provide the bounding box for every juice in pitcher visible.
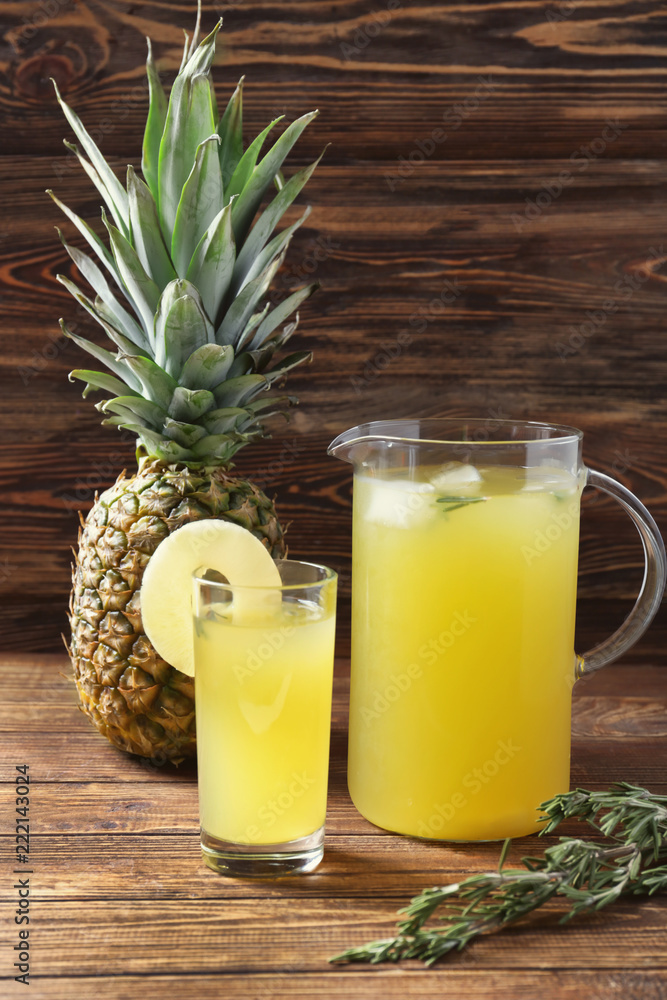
[349,462,583,840]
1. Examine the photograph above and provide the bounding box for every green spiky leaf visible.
[57,230,146,347]
[264,350,313,384]
[231,111,319,248]
[232,306,270,355]
[233,149,325,288]
[132,425,193,462]
[202,406,249,435]
[163,416,208,448]
[141,38,168,203]
[57,277,151,360]
[69,369,140,399]
[191,433,246,462]
[213,373,267,407]
[249,283,318,351]
[54,10,321,470]
[217,77,244,190]
[49,192,122,289]
[226,118,281,203]
[216,252,286,347]
[100,395,167,430]
[60,320,142,392]
[103,212,161,337]
[154,280,214,377]
[239,207,310,292]
[157,21,222,237]
[171,136,223,277]
[168,386,216,421]
[53,80,130,237]
[119,354,179,410]
[245,393,295,415]
[179,343,235,390]
[127,166,176,290]
[186,200,236,326]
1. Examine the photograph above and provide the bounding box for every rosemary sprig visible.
[330,783,667,967]
[436,495,487,514]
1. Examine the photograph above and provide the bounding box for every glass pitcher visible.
[328,418,666,841]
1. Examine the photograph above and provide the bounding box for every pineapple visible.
[51,13,322,761]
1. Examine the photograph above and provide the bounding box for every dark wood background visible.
[1,0,666,663]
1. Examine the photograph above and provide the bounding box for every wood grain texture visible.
[1,0,667,658]
[2,1,667,993]
[13,898,667,974]
[0,656,666,996]
[2,158,667,651]
[2,1,667,161]
[13,970,667,1000]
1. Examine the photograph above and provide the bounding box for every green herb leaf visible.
[436,495,487,513]
[330,783,667,967]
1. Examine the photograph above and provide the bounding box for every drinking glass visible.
[193,560,337,876]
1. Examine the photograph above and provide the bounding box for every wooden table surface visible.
[2,654,666,998]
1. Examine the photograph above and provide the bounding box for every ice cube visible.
[521,466,578,495]
[429,462,482,495]
[364,479,437,529]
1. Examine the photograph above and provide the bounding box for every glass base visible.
[201,825,324,878]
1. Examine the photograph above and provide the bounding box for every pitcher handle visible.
[576,468,666,678]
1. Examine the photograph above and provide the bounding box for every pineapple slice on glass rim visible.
[140,519,281,677]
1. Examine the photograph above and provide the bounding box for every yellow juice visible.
[194,602,335,846]
[349,464,583,840]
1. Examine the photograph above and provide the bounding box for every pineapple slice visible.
[140,520,281,676]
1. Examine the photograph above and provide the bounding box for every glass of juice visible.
[329,418,666,841]
[193,560,337,877]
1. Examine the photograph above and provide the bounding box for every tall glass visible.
[193,560,337,876]
[329,418,666,841]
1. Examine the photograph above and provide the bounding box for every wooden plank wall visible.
[1,0,666,660]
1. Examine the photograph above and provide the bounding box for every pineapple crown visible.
[49,11,323,468]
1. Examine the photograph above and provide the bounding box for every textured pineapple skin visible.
[69,460,286,762]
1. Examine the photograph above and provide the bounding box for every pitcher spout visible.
[327,425,368,463]
[328,420,426,469]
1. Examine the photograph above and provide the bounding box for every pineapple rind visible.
[70,462,286,761]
